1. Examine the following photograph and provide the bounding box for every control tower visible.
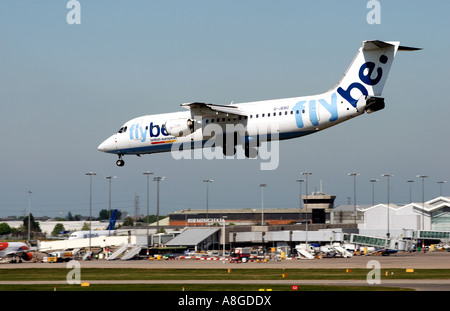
[302,192,336,223]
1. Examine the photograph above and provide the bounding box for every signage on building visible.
[188,218,226,224]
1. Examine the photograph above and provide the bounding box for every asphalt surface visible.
[2,251,450,291]
[4,250,449,269]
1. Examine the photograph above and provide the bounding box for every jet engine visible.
[165,119,194,137]
[21,252,33,261]
[365,96,385,114]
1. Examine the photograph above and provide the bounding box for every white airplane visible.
[68,230,116,240]
[98,40,420,166]
[0,242,33,263]
[68,209,118,240]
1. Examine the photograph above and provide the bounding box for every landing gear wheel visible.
[116,159,125,167]
[222,144,237,157]
[245,144,258,158]
[222,133,238,157]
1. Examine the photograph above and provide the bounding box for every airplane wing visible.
[4,250,23,257]
[181,102,247,117]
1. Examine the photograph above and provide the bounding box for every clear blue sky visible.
[0,1,449,218]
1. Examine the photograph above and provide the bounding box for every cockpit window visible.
[117,126,127,134]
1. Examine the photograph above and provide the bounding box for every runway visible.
[2,251,450,291]
[1,278,449,291]
[3,250,449,269]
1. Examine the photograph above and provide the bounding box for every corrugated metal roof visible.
[165,228,220,246]
[170,208,303,214]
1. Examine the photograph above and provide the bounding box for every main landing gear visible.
[116,155,125,167]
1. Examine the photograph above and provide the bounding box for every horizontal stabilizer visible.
[362,40,422,52]
[362,40,396,50]
[398,45,422,51]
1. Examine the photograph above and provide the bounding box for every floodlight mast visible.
[85,172,96,256]
[153,176,165,235]
[143,172,153,251]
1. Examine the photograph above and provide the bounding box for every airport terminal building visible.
[164,195,450,251]
[27,194,450,256]
[169,193,337,226]
[169,195,450,232]
[358,196,450,237]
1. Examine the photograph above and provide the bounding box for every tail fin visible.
[106,209,118,230]
[334,40,420,108]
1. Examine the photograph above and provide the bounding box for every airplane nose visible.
[98,141,107,152]
[98,137,115,153]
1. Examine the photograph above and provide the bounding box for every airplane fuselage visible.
[99,91,365,157]
[0,242,33,262]
[98,41,418,166]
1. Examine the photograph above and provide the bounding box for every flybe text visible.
[129,122,169,142]
[292,57,388,129]
[337,55,388,107]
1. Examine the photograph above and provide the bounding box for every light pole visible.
[417,175,428,231]
[105,176,117,236]
[348,173,359,224]
[407,180,414,203]
[370,179,378,206]
[438,181,447,197]
[27,190,32,244]
[143,171,153,251]
[296,179,305,222]
[203,179,214,221]
[301,172,312,251]
[86,172,96,256]
[153,176,165,235]
[258,184,266,225]
[222,216,228,257]
[381,173,393,240]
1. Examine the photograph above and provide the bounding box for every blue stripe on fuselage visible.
[107,130,315,155]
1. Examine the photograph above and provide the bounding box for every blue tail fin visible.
[106,209,118,230]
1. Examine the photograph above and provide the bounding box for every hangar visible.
[358,196,450,238]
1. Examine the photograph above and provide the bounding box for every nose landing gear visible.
[116,155,125,167]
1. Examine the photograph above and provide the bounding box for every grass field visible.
[0,268,447,291]
[1,268,449,281]
[0,283,411,291]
